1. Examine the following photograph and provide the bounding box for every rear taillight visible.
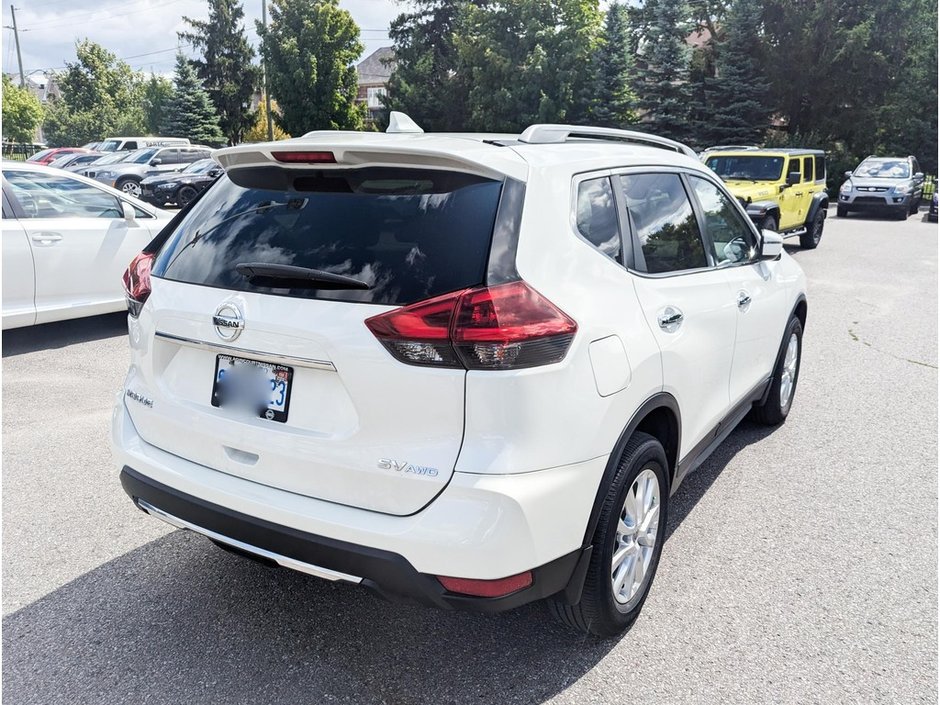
[271,151,336,164]
[122,252,154,318]
[365,281,577,370]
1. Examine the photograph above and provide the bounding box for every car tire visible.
[758,214,778,232]
[894,206,908,220]
[753,316,803,426]
[908,197,919,215]
[836,205,848,217]
[177,185,198,207]
[117,177,142,198]
[547,431,668,637]
[799,210,824,249]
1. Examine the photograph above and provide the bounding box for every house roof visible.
[356,47,395,85]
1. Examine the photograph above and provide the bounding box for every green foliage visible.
[180,0,261,145]
[2,74,43,143]
[142,74,175,136]
[700,0,770,145]
[243,96,291,141]
[632,0,693,142]
[42,40,146,146]
[257,0,366,135]
[588,2,638,127]
[161,53,225,146]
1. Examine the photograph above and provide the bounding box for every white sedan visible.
[1,161,174,329]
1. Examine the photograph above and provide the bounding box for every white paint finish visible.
[113,399,607,578]
[1,218,36,329]
[589,335,632,397]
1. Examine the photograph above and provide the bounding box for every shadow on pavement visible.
[2,312,127,358]
[1,418,779,705]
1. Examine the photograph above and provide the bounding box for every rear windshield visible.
[705,155,785,181]
[152,167,503,306]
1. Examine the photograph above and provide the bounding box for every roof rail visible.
[518,124,698,159]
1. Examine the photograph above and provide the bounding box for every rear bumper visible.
[112,396,605,611]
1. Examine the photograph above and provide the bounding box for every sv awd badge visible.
[378,459,439,477]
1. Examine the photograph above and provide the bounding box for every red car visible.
[26,147,89,165]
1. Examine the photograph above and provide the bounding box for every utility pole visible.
[10,5,25,87]
[261,0,274,141]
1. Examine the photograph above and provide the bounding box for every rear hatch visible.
[127,158,508,515]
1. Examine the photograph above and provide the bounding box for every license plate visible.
[211,354,293,423]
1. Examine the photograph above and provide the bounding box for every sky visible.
[2,0,401,78]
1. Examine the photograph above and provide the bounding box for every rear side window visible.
[153,168,503,306]
[575,177,621,261]
[814,155,825,182]
[620,173,707,274]
[802,156,813,182]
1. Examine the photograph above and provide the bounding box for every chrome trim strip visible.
[154,331,337,371]
[136,498,363,584]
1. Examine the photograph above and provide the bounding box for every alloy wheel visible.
[780,332,799,411]
[611,467,661,606]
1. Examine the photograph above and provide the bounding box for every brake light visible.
[271,151,336,164]
[122,252,154,318]
[437,571,533,598]
[365,281,577,370]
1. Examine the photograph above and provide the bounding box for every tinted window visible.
[814,155,825,182]
[690,177,756,265]
[787,158,801,181]
[154,168,503,305]
[4,169,122,219]
[705,156,784,181]
[156,149,180,165]
[575,177,620,261]
[802,156,813,182]
[620,173,706,274]
[125,141,138,150]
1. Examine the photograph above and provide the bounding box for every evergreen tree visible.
[161,53,225,146]
[632,0,693,142]
[180,0,261,145]
[700,0,769,145]
[257,0,365,134]
[243,96,291,141]
[588,2,638,127]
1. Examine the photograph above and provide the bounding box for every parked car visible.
[26,147,89,165]
[139,158,223,207]
[80,142,101,151]
[70,150,136,176]
[704,147,828,249]
[97,136,191,153]
[1,161,172,329]
[114,115,807,636]
[837,156,924,220]
[929,193,938,222]
[47,151,105,170]
[91,146,214,197]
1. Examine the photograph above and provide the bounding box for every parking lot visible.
[2,207,936,704]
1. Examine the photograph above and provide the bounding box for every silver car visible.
[92,145,213,198]
[837,155,924,220]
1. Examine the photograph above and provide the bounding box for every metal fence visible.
[2,143,44,161]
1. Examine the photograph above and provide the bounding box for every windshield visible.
[184,159,216,174]
[91,152,132,166]
[705,155,785,181]
[27,149,56,162]
[153,168,504,306]
[98,140,121,152]
[854,159,910,179]
[126,148,160,164]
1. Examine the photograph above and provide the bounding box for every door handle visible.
[31,232,62,245]
[737,291,752,311]
[657,306,684,333]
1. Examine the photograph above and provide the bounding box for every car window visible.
[156,149,180,165]
[814,155,825,182]
[787,158,801,182]
[178,150,205,165]
[912,158,920,175]
[690,177,756,265]
[575,177,621,262]
[704,155,784,181]
[854,159,910,178]
[4,170,123,219]
[620,173,707,274]
[802,156,813,182]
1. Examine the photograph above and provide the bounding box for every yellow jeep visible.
[703,148,829,249]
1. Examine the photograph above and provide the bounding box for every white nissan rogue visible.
[113,114,807,636]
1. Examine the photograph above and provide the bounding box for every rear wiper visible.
[235,262,371,290]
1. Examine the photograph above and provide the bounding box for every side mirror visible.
[759,229,783,260]
[786,172,801,186]
[121,201,137,224]
[150,158,162,166]
[844,171,853,179]
[209,169,222,178]
[914,172,924,180]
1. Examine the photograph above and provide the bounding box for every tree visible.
[2,74,43,143]
[179,0,261,145]
[700,0,770,145]
[632,0,694,142]
[588,2,638,127]
[142,74,175,135]
[161,53,225,146]
[257,0,365,135]
[243,96,291,141]
[43,40,146,146]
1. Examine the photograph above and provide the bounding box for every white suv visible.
[113,115,807,636]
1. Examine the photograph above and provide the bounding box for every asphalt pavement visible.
[2,207,937,704]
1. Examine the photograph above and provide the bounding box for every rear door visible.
[1,190,36,328]
[129,167,506,516]
[779,157,805,230]
[617,170,737,459]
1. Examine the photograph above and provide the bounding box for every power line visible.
[21,0,190,32]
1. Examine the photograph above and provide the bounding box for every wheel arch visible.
[806,192,829,225]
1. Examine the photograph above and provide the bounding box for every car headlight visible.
[98,170,116,179]
[155,183,175,190]
[894,183,912,195]
[840,181,852,193]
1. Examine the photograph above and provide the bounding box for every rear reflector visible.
[271,151,337,164]
[122,251,154,318]
[365,281,577,370]
[437,571,533,598]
